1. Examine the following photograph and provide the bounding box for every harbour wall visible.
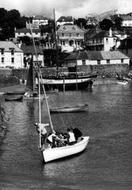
[0,64,130,86]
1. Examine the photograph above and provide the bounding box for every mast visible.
[29,21,55,144]
[38,72,41,148]
[53,9,59,76]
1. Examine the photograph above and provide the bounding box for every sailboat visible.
[28,20,89,163]
[37,69,89,163]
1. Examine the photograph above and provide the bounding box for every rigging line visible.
[28,22,42,148]
[39,70,55,134]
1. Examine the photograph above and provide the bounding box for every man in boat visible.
[47,132,66,147]
[67,128,76,145]
[35,123,49,149]
[73,127,83,142]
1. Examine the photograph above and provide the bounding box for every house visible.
[120,14,132,27]
[26,15,49,29]
[57,16,74,27]
[15,28,41,39]
[85,28,119,51]
[0,41,24,68]
[57,24,85,52]
[65,50,130,66]
[86,16,98,26]
[21,44,44,68]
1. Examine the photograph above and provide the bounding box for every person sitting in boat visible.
[47,132,57,148]
[67,128,76,145]
[47,132,66,148]
[73,127,83,142]
[35,123,49,149]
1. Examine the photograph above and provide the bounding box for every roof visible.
[85,29,115,40]
[15,28,41,33]
[0,41,23,52]
[57,25,85,34]
[57,16,73,22]
[120,15,132,21]
[21,44,43,54]
[33,15,48,20]
[66,50,129,60]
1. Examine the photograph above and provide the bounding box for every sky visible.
[0,0,132,18]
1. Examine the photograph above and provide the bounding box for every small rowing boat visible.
[50,104,89,113]
[4,95,23,101]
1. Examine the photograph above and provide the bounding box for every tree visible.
[0,8,8,27]
[99,19,113,31]
[74,18,87,28]
[112,15,123,30]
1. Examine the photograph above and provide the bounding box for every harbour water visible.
[0,83,132,189]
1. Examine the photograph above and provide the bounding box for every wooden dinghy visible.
[50,104,89,113]
[5,95,23,101]
[42,136,89,163]
[117,80,128,85]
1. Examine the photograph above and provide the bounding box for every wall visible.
[0,64,130,85]
[0,52,24,68]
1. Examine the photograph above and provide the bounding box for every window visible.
[82,60,86,65]
[69,33,72,37]
[1,57,4,63]
[106,38,108,43]
[76,33,79,37]
[121,59,124,63]
[97,60,101,65]
[11,57,14,63]
[62,33,64,37]
[11,49,14,55]
[62,41,65,45]
[107,59,110,64]
[1,48,4,55]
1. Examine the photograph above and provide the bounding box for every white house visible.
[57,24,85,52]
[85,28,119,51]
[57,16,74,27]
[15,28,41,39]
[0,41,24,68]
[21,44,44,68]
[65,50,130,66]
[120,14,132,27]
[32,15,48,27]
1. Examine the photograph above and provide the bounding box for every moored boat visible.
[38,76,93,91]
[50,104,89,113]
[5,95,23,101]
[117,80,128,85]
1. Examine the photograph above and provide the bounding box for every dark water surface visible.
[0,83,132,190]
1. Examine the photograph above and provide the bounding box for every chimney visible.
[109,28,112,37]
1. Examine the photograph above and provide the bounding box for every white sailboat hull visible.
[42,136,89,163]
